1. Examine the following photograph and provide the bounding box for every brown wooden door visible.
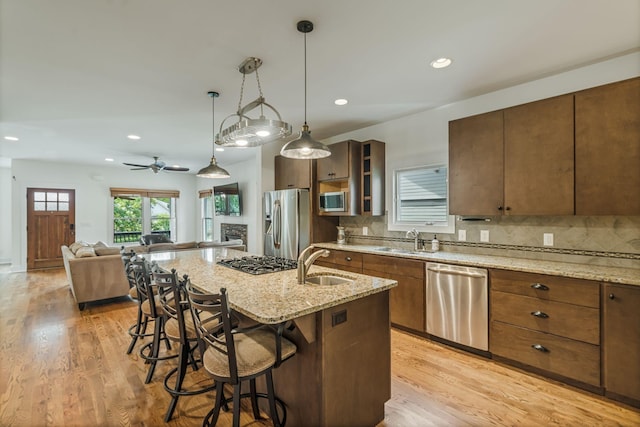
[504,94,575,215]
[603,284,640,403]
[27,188,75,270]
[274,155,312,190]
[448,110,504,215]
[316,140,350,180]
[575,77,640,215]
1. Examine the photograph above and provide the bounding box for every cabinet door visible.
[603,284,640,403]
[274,155,312,190]
[317,141,350,180]
[504,94,574,215]
[449,111,504,215]
[575,77,640,215]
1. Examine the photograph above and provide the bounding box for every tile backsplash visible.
[339,215,640,268]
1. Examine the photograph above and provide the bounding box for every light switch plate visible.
[458,229,467,241]
[543,233,554,246]
[362,226,368,236]
[480,230,490,242]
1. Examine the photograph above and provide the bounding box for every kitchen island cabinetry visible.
[602,283,640,406]
[575,77,640,215]
[274,155,312,190]
[313,248,363,274]
[449,95,574,216]
[490,269,601,388]
[362,253,425,332]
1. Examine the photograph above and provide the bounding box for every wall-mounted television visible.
[214,182,242,216]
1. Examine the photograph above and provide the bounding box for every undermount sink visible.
[373,247,412,254]
[305,273,355,286]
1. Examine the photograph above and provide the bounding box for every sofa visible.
[61,239,246,310]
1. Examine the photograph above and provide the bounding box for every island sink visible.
[305,273,355,286]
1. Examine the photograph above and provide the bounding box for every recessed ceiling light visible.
[215,147,224,152]
[4,136,19,141]
[430,57,452,69]
[127,134,141,140]
[105,158,114,162]
[334,99,348,106]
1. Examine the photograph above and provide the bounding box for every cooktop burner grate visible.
[217,255,298,275]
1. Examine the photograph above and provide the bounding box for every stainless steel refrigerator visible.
[264,189,310,259]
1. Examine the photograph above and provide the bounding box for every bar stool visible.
[186,284,297,427]
[132,258,178,383]
[121,249,154,354]
[154,269,217,422]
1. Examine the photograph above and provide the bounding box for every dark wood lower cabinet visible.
[603,284,640,406]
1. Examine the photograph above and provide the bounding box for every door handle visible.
[273,200,281,249]
[427,267,485,278]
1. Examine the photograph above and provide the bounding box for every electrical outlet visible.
[362,226,368,236]
[543,233,554,246]
[480,230,490,242]
[458,229,467,241]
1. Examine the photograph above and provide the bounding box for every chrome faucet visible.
[297,245,330,284]
[406,228,420,251]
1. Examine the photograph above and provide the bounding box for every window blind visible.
[396,166,448,224]
[110,187,180,198]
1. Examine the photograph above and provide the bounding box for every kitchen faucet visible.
[406,228,420,251]
[297,245,330,284]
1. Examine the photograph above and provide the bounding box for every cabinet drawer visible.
[315,249,363,272]
[362,254,425,279]
[490,269,599,308]
[491,291,599,344]
[491,321,600,386]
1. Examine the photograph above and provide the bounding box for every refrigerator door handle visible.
[273,200,281,248]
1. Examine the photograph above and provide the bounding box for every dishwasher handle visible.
[427,266,485,279]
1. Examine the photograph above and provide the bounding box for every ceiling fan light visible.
[281,125,331,159]
[196,156,230,179]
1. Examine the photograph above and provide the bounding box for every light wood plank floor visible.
[1,268,639,426]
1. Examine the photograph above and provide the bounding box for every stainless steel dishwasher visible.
[426,263,489,351]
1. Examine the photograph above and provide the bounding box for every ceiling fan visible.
[123,156,189,174]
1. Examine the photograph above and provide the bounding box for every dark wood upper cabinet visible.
[575,77,640,215]
[503,94,575,215]
[449,110,504,216]
[274,155,312,190]
[316,140,353,181]
[360,140,385,216]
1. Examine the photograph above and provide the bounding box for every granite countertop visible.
[313,243,640,287]
[148,248,397,324]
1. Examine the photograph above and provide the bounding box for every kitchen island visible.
[149,247,397,427]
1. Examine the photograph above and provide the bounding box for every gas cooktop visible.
[217,255,298,275]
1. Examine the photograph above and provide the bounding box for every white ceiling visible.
[1,0,639,172]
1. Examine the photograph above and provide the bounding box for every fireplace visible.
[221,223,248,247]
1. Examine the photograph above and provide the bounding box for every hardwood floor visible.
[1,268,638,426]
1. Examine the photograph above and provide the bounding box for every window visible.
[390,164,454,233]
[110,188,179,244]
[199,189,213,241]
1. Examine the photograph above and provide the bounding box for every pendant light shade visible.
[281,20,331,159]
[197,91,230,179]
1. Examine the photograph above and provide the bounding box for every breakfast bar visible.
[149,247,398,426]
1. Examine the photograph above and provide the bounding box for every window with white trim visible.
[390,164,454,233]
[199,189,213,241]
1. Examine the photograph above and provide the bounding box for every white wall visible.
[324,52,640,224]
[196,154,263,254]
[0,166,12,264]
[10,160,198,271]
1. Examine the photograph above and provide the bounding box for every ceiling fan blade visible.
[123,162,150,168]
[130,167,150,170]
[163,166,190,172]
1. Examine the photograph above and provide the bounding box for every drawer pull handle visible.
[531,344,549,353]
[609,293,615,300]
[345,256,352,261]
[531,311,549,318]
[531,283,549,291]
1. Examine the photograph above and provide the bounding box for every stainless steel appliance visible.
[426,262,489,351]
[217,255,297,275]
[264,189,310,259]
[319,191,347,212]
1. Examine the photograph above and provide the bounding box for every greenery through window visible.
[113,196,176,243]
[201,195,213,241]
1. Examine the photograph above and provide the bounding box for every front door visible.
[27,188,76,270]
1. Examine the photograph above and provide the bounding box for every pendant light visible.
[281,20,331,159]
[218,57,292,147]
[197,91,230,179]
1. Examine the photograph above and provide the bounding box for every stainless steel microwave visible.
[319,191,347,212]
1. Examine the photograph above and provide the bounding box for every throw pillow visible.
[75,246,97,258]
[93,240,109,249]
[69,241,90,254]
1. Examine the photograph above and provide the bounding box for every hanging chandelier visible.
[197,91,230,179]
[217,57,292,147]
[281,20,331,159]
